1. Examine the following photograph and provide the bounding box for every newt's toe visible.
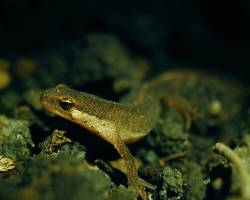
[129,177,156,200]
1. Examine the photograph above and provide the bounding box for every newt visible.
[40,69,197,198]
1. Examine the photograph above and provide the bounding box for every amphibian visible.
[40,69,197,198]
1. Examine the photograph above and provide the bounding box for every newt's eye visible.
[59,98,74,110]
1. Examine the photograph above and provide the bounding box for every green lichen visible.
[18,148,137,200]
[180,162,206,200]
[0,90,21,115]
[21,154,112,200]
[0,116,33,160]
[158,166,185,200]
[14,106,42,127]
[0,179,18,200]
[176,75,246,135]
[145,108,190,157]
[109,185,137,200]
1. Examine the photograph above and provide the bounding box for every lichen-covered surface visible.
[0,32,250,200]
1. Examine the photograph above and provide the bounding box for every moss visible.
[156,166,184,200]
[0,179,18,200]
[143,108,190,158]
[109,185,137,200]
[0,90,21,115]
[0,116,33,160]
[138,165,185,200]
[14,106,42,127]
[176,75,246,136]
[180,162,206,200]
[18,148,137,200]
[20,154,111,200]
[58,143,86,159]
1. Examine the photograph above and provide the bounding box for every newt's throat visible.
[70,108,116,143]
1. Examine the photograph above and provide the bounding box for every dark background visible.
[0,0,249,81]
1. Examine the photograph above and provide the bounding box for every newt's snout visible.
[40,90,53,110]
[40,91,46,102]
[40,91,50,105]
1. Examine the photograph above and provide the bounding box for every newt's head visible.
[40,84,123,143]
[40,84,79,118]
[40,84,106,118]
[40,84,122,137]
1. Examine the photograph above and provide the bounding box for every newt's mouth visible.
[40,91,51,107]
[40,91,47,103]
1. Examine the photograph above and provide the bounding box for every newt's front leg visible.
[112,134,155,199]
